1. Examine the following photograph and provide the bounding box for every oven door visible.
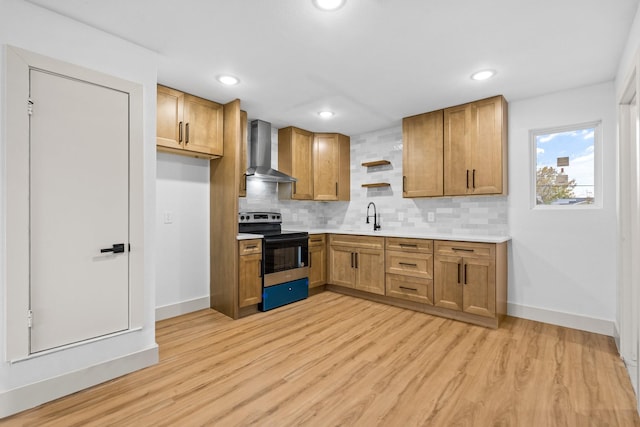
[263,233,309,287]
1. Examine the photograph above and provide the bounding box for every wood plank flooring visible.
[4,292,639,426]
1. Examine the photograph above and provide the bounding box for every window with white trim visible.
[532,121,600,208]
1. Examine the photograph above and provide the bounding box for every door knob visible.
[100,243,125,254]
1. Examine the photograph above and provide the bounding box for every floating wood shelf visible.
[361,160,391,167]
[361,183,391,188]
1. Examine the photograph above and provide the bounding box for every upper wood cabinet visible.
[402,110,444,197]
[402,95,507,198]
[239,110,248,197]
[313,133,350,201]
[278,130,350,201]
[443,95,507,195]
[278,127,314,200]
[156,85,223,159]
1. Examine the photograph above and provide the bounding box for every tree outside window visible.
[533,123,599,207]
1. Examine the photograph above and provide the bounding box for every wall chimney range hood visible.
[246,119,297,183]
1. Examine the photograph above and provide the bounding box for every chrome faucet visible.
[366,202,381,231]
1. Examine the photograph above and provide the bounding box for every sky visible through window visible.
[535,127,595,205]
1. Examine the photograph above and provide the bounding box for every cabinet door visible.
[355,249,385,295]
[291,128,314,200]
[329,245,355,287]
[463,258,496,318]
[156,85,184,150]
[309,243,326,288]
[183,94,223,156]
[434,255,463,311]
[239,110,248,197]
[314,133,340,201]
[443,104,470,196]
[469,96,505,195]
[239,252,262,307]
[402,110,443,197]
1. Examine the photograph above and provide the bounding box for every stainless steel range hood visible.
[246,119,297,183]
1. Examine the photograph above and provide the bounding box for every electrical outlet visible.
[427,212,435,222]
[163,211,173,224]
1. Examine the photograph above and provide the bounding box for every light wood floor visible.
[4,292,639,426]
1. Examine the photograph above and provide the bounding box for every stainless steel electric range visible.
[239,212,309,311]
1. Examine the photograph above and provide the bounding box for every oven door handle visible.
[263,235,309,245]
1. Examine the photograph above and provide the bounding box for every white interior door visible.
[29,69,130,354]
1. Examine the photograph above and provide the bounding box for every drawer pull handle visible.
[452,248,474,252]
[311,239,323,243]
[399,262,418,267]
[399,243,418,248]
[245,245,258,249]
[399,286,418,291]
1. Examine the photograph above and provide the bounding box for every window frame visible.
[529,120,602,210]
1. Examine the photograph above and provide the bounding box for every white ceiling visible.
[27,0,640,135]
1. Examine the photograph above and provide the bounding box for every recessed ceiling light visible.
[312,0,346,11]
[470,70,496,81]
[217,75,240,86]
[318,111,335,118]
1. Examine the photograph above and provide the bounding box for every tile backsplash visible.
[239,125,508,236]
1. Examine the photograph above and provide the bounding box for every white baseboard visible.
[0,345,158,419]
[155,296,210,321]
[508,302,615,336]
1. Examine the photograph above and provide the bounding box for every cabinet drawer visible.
[435,241,494,259]
[386,274,433,305]
[239,239,262,255]
[309,234,326,247]
[329,234,383,250]
[386,237,432,253]
[386,250,433,279]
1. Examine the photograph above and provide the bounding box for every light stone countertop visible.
[237,233,263,240]
[282,228,511,244]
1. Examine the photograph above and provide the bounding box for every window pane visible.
[535,126,595,206]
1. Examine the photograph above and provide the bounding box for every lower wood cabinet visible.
[385,237,434,305]
[328,234,385,295]
[434,241,502,321]
[238,239,262,308]
[308,234,327,288]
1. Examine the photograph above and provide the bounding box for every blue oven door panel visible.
[260,278,308,311]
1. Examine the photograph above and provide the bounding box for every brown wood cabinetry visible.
[443,95,507,195]
[278,127,314,200]
[238,239,262,308]
[328,234,384,295]
[308,234,327,288]
[434,240,506,326]
[156,85,223,159]
[239,110,248,197]
[385,237,434,304]
[402,95,507,198]
[313,133,350,201]
[402,110,444,197]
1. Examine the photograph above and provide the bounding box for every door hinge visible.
[27,98,34,116]
[27,309,33,328]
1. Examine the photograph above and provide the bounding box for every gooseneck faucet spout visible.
[366,202,381,231]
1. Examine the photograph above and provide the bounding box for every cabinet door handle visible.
[472,169,476,189]
[243,173,247,191]
[351,252,354,268]
[463,263,467,285]
[355,253,358,268]
[403,176,407,193]
[293,181,297,195]
[457,262,461,284]
[185,123,190,144]
[399,286,418,291]
[466,169,469,189]
[308,252,312,268]
[399,262,417,267]
[179,121,183,143]
[335,182,338,196]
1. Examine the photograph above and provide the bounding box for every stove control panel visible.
[239,212,282,224]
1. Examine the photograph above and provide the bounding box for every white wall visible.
[507,82,617,335]
[156,153,210,319]
[0,0,157,416]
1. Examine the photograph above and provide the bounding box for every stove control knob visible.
[240,215,245,221]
